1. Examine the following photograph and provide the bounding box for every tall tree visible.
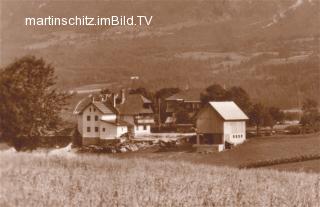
[226,86,251,114]
[300,99,320,131]
[129,87,154,101]
[249,103,265,136]
[0,56,69,150]
[200,84,227,104]
[268,107,285,125]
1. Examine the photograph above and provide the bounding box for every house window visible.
[103,128,105,132]
[87,116,91,121]
[93,108,96,112]
[95,115,99,121]
[143,125,147,130]
[95,127,99,132]
[87,127,91,132]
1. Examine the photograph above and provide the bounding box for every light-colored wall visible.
[99,122,128,139]
[101,114,117,121]
[121,115,151,135]
[134,124,151,135]
[224,121,246,144]
[99,122,117,139]
[78,105,102,138]
[196,106,224,134]
[116,126,128,137]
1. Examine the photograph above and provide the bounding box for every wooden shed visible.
[195,101,249,152]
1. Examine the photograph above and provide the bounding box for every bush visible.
[285,125,301,134]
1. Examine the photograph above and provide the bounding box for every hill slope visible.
[1,0,319,107]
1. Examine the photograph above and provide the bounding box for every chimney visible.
[120,89,126,104]
[110,93,117,107]
[90,94,95,103]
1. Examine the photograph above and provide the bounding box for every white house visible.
[74,97,131,146]
[117,93,154,136]
[195,101,249,152]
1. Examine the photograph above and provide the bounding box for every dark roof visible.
[118,94,153,115]
[93,102,117,114]
[166,89,202,102]
[74,97,118,115]
[101,119,132,126]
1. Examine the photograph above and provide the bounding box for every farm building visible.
[74,97,131,146]
[165,89,202,125]
[195,101,249,152]
[118,93,155,136]
[73,89,155,145]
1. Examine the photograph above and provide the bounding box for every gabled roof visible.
[166,89,202,102]
[118,94,153,115]
[93,102,117,114]
[73,97,92,114]
[73,97,118,115]
[208,101,249,120]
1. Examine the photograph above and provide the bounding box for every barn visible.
[195,101,249,152]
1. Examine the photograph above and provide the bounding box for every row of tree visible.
[130,84,319,135]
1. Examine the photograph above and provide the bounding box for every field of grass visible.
[264,159,320,173]
[115,133,320,172]
[0,151,319,207]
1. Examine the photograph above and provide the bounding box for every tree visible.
[249,103,265,136]
[200,84,227,104]
[226,86,251,114]
[268,107,285,125]
[300,99,320,131]
[155,88,180,100]
[302,99,318,112]
[0,56,69,151]
[154,88,180,123]
[100,88,111,95]
[175,107,190,124]
[129,87,154,101]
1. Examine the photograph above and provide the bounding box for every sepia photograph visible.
[0,0,319,206]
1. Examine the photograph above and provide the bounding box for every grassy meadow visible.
[0,151,319,207]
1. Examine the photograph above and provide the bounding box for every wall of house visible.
[101,114,117,121]
[196,107,224,134]
[78,105,102,138]
[116,126,128,137]
[223,121,246,144]
[99,122,117,139]
[134,124,151,135]
[121,115,135,125]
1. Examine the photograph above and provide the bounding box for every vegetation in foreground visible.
[0,152,319,207]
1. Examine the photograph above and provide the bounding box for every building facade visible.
[195,101,248,152]
[117,93,154,136]
[165,89,202,125]
[74,98,130,146]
